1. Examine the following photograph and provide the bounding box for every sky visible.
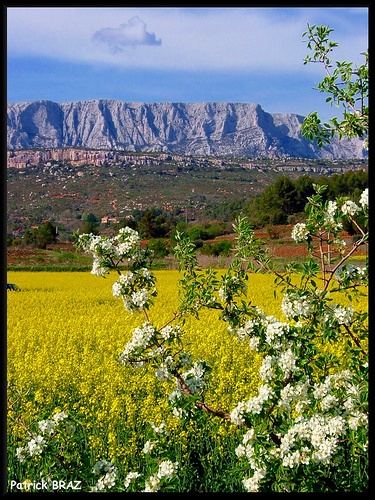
[7,6,368,123]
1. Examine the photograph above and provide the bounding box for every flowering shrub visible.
[75,184,368,491]
[8,185,367,492]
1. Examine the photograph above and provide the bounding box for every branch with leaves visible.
[302,24,368,147]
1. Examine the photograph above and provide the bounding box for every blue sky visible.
[7,6,368,123]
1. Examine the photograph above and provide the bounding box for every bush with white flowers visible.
[75,183,368,492]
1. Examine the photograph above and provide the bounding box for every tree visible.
[34,221,58,249]
[301,24,368,147]
[82,213,99,223]
[81,221,99,236]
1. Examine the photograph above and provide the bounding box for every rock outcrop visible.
[7,99,366,158]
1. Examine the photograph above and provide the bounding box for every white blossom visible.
[278,348,299,377]
[143,475,160,492]
[248,336,260,351]
[156,460,178,479]
[180,360,207,394]
[331,304,354,325]
[16,446,26,462]
[155,364,170,381]
[52,411,68,422]
[359,188,368,208]
[341,200,360,216]
[281,293,313,320]
[92,460,114,475]
[124,471,141,489]
[230,401,247,425]
[150,420,167,434]
[172,407,187,419]
[112,281,123,298]
[259,356,275,382]
[131,288,150,308]
[142,440,156,454]
[38,419,55,435]
[91,258,109,277]
[27,435,45,456]
[242,468,266,492]
[291,223,309,243]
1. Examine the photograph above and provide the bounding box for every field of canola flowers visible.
[7,270,368,492]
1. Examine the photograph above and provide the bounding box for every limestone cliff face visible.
[7,99,366,158]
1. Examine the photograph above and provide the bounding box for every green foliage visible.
[302,24,368,146]
[80,221,99,236]
[82,213,98,223]
[21,221,58,249]
[201,240,233,257]
[146,238,171,258]
[244,170,367,229]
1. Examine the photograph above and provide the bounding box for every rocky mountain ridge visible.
[7,99,366,158]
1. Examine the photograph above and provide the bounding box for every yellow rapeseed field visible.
[7,270,367,471]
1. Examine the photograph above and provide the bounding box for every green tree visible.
[81,221,99,236]
[147,238,171,258]
[301,24,368,147]
[245,176,298,226]
[34,221,58,249]
[82,213,99,223]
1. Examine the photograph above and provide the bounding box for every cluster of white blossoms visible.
[118,322,157,365]
[143,460,178,492]
[264,318,291,348]
[111,268,156,313]
[324,303,354,326]
[112,271,135,296]
[335,263,368,285]
[78,227,142,278]
[359,188,368,208]
[259,348,299,383]
[230,384,274,424]
[155,358,174,382]
[278,379,311,415]
[123,471,141,489]
[279,413,348,466]
[235,429,267,492]
[119,323,185,371]
[232,309,295,352]
[242,468,267,493]
[91,460,117,491]
[281,292,314,321]
[168,359,209,405]
[156,350,193,385]
[178,360,208,395]
[150,420,168,435]
[218,275,247,303]
[341,200,360,217]
[16,411,72,462]
[289,188,368,245]
[142,440,157,454]
[160,325,183,341]
[324,200,338,224]
[291,223,310,243]
[231,340,299,425]
[233,366,368,489]
[231,313,263,344]
[228,272,367,489]
[16,436,45,461]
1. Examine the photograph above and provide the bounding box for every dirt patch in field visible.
[7,226,367,268]
[269,245,309,258]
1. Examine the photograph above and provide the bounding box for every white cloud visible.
[92,16,161,52]
[7,7,368,73]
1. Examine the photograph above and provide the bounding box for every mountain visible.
[6,99,366,158]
